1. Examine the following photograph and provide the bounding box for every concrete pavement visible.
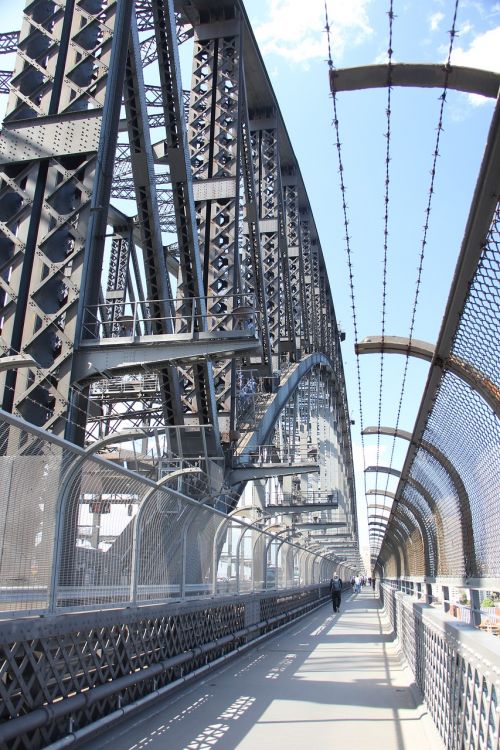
[79,589,443,750]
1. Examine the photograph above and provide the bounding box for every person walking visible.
[354,574,361,594]
[330,573,342,612]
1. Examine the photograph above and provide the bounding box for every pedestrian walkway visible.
[81,589,443,750]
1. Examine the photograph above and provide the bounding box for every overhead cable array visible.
[375,0,396,510]
[375,0,461,557]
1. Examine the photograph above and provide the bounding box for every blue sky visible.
[2,0,499,555]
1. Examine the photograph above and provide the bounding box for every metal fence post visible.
[426,582,433,604]
[48,453,74,613]
[469,587,481,627]
[442,584,450,613]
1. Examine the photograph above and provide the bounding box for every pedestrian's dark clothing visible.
[330,577,342,612]
[372,577,376,590]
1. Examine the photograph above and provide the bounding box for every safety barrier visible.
[0,409,337,617]
[378,198,499,580]
[0,586,330,750]
[380,582,500,750]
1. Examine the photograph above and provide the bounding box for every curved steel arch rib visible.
[376,536,401,578]
[355,336,500,417]
[237,352,335,459]
[369,520,409,575]
[367,490,433,575]
[365,465,441,574]
[330,64,500,98]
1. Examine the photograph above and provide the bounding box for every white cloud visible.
[451,25,500,71]
[429,11,445,31]
[352,441,386,474]
[451,26,500,105]
[372,50,398,65]
[254,0,374,66]
[460,20,474,36]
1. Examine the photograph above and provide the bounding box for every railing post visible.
[236,528,243,594]
[425,582,433,604]
[130,510,141,604]
[469,587,481,627]
[180,516,190,599]
[191,296,196,335]
[442,584,450,613]
[48,453,75,613]
[132,298,137,338]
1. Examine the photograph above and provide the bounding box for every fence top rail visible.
[382,575,500,589]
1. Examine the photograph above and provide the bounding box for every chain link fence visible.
[379,202,500,581]
[0,409,337,618]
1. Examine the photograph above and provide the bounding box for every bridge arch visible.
[355,336,500,417]
[367,491,433,576]
[329,63,500,98]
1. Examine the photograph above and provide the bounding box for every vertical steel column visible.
[186,13,244,437]
[239,100,271,369]
[283,177,308,355]
[150,0,220,438]
[249,115,291,368]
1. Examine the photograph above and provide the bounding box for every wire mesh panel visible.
[0,409,339,617]
[57,458,149,608]
[0,419,73,612]
[183,506,220,597]
[132,487,186,603]
[381,201,500,580]
[423,374,499,577]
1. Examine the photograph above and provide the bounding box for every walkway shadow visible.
[79,592,432,750]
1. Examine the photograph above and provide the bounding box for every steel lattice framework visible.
[0,1,357,567]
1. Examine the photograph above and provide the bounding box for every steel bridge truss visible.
[0,2,346,435]
[0,2,357,567]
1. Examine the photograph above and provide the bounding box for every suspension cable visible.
[377,0,461,556]
[324,2,369,533]
[375,0,396,508]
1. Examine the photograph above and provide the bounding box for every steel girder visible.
[330,63,500,98]
[356,335,499,417]
[0,32,18,55]
[122,17,184,429]
[149,0,220,437]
